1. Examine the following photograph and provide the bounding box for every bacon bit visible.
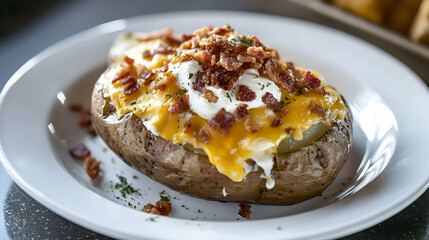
[180,33,194,41]
[202,89,219,103]
[78,110,92,127]
[286,61,303,80]
[168,94,190,114]
[236,104,249,118]
[155,201,172,216]
[303,71,321,90]
[236,85,256,102]
[220,52,243,71]
[285,127,294,134]
[137,28,180,46]
[202,50,212,65]
[159,62,169,73]
[238,203,251,219]
[244,117,261,133]
[111,72,129,84]
[155,72,175,90]
[271,119,282,127]
[197,127,211,144]
[136,65,155,85]
[252,36,264,47]
[123,56,134,65]
[142,204,161,215]
[247,46,268,59]
[259,58,296,94]
[69,104,83,112]
[215,69,237,90]
[84,156,100,179]
[121,76,139,95]
[262,92,288,117]
[183,121,192,132]
[237,54,256,63]
[208,108,236,135]
[143,43,177,58]
[141,201,172,216]
[69,143,91,160]
[77,110,96,135]
[309,103,326,117]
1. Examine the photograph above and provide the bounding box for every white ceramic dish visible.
[0,11,428,240]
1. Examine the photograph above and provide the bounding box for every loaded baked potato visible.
[91,26,352,205]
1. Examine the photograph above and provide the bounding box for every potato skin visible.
[91,84,352,205]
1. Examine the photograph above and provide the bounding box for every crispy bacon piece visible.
[238,203,252,219]
[155,201,172,216]
[197,127,211,144]
[111,72,129,84]
[168,94,190,114]
[262,92,288,117]
[155,72,176,90]
[78,110,96,135]
[247,46,268,59]
[69,143,91,160]
[271,119,282,127]
[252,36,264,47]
[202,89,219,103]
[309,103,326,117]
[143,43,177,58]
[141,201,172,216]
[303,71,321,90]
[259,58,297,94]
[236,104,249,118]
[136,65,155,85]
[236,85,256,102]
[78,110,92,127]
[121,76,139,95]
[137,28,180,46]
[285,127,294,134]
[123,56,134,65]
[219,52,243,71]
[84,156,100,179]
[237,54,256,63]
[286,61,303,80]
[208,108,235,135]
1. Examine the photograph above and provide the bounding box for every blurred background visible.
[0,0,428,239]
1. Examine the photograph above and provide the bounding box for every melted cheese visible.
[100,36,347,189]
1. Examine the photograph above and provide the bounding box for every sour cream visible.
[169,60,281,120]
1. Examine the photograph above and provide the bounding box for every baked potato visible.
[91,26,352,205]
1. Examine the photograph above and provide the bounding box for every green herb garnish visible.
[239,38,254,46]
[114,175,140,198]
[130,101,137,105]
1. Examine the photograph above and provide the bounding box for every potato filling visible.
[98,26,347,188]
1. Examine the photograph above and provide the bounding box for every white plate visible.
[0,11,428,240]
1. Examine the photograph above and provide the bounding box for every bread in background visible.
[330,0,395,24]
[410,0,429,45]
[328,0,429,46]
[385,0,422,34]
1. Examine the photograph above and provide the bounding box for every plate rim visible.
[1,10,428,240]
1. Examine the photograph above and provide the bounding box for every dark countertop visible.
[1,0,428,239]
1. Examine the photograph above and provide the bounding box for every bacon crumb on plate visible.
[84,156,101,179]
[238,203,252,219]
[69,143,91,160]
[141,201,172,216]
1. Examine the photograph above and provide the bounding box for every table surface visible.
[0,0,428,239]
